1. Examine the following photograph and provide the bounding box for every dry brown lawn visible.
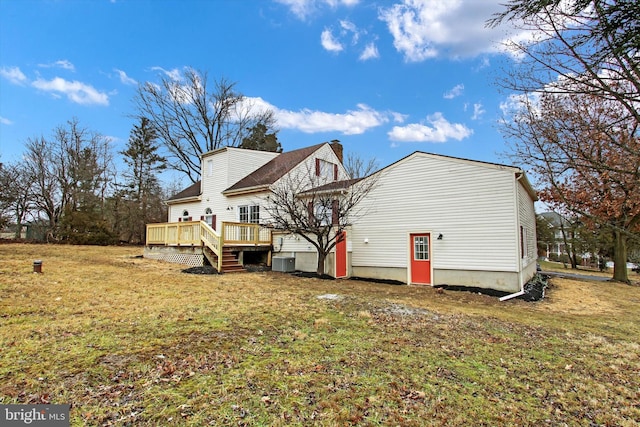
[1,243,639,426]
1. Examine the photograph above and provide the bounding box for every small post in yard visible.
[33,260,43,273]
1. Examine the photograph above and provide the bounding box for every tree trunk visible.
[316,251,326,277]
[612,230,629,283]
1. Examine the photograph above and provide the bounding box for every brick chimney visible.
[329,140,343,164]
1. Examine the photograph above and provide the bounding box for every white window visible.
[182,210,190,222]
[207,159,214,177]
[315,204,331,226]
[521,226,530,259]
[204,207,215,228]
[239,205,260,224]
[316,158,337,180]
[309,200,338,226]
[414,236,430,260]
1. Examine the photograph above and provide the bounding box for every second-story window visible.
[239,205,260,224]
[315,158,338,180]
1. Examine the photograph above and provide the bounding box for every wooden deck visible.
[146,221,272,272]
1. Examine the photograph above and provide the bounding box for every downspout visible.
[499,275,525,301]
[500,171,527,302]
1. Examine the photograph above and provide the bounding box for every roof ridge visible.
[223,143,327,193]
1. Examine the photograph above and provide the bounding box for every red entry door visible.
[410,233,431,284]
[335,231,347,278]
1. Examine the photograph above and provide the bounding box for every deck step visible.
[203,246,246,273]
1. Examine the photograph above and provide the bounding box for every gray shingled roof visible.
[223,143,325,194]
[299,178,363,195]
[167,180,201,202]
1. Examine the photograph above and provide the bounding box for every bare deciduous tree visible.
[0,161,32,236]
[134,68,277,183]
[489,0,639,126]
[265,161,379,276]
[344,152,379,179]
[502,88,639,283]
[24,119,114,242]
[491,0,640,282]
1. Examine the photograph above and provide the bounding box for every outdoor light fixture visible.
[437,233,443,240]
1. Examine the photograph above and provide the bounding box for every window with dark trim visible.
[315,158,337,181]
[520,226,529,258]
[308,200,339,226]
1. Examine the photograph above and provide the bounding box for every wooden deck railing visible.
[146,221,271,248]
[221,221,272,245]
[146,221,202,246]
[200,222,222,272]
[146,221,272,272]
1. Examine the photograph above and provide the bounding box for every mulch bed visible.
[182,265,549,302]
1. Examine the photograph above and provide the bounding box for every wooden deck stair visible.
[147,221,272,273]
[204,246,245,273]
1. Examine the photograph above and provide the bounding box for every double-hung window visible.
[315,158,338,181]
[308,200,339,226]
[239,205,260,224]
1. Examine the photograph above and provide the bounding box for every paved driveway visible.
[541,271,611,282]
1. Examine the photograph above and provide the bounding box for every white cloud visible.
[359,42,379,61]
[321,29,344,52]
[499,92,540,117]
[0,116,13,125]
[38,60,75,71]
[246,97,392,135]
[150,66,183,81]
[340,19,360,44]
[114,69,137,85]
[279,103,390,134]
[391,112,408,123]
[474,57,491,71]
[276,0,360,20]
[340,19,357,33]
[0,66,28,85]
[32,77,109,106]
[443,84,464,99]
[471,103,485,120]
[379,0,534,61]
[388,112,472,142]
[322,19,376,57]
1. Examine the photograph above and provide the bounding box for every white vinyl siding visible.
[168,201,200,223]
[274,144,349,191]
[517,178,537,267]
[351,154,521,273]
[196,148,278,229]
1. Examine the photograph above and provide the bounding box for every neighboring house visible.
[538,211,572,259]
[146,142,538,294]
[0,224,27,240]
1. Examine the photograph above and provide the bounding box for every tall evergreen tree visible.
[120,117,167,243]
[240,123,282,153]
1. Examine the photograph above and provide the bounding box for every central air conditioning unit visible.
[272,256,295,272]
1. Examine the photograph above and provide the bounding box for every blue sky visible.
[0,0,530,185]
